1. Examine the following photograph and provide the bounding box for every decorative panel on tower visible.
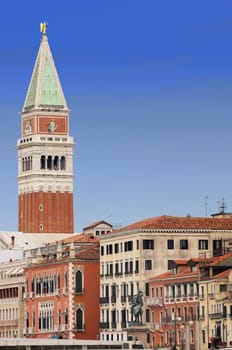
[17,23,74,234]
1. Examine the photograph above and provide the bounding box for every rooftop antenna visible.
[220,198,226,213]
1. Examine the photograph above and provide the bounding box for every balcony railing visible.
[111,322,116,329]
[208,293,215,299]
[114,272,123,277]
[99,296,109,304]
[100,322,109,329]
[121,296,126,303]
[60,324,68,332]
[121,321,126,329]
[164,294,199,303]
[162,315,199,324]
[209,313,223,319]
[0,319,18,327]
[111,295,116,303]
[146,297,163,307]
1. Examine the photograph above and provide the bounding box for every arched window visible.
[60,156,66,170]
[22,158,25,172]
[75,271,83,294]
[47,155,52,170]
[31,278,34,292]
[76,308,83,330]
[57,273,60,290]
[40,155,46,169]
[54,156,59,170]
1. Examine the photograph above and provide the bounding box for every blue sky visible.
[1,0,232,232]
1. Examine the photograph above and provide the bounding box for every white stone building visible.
[99,214,232,347]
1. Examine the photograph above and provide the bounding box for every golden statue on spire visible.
[40,22,47,35]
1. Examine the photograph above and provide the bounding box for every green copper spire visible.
[23,28,68,112]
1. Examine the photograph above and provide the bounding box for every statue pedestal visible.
[127,323,150,348]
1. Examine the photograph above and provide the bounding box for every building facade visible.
[0,259,27,338]
[83,221,113,237]
[148,259,201,350]
[198,255,232,350]
[147,253,232,350]
[23,234,100,340]
[17,24,74,234]
[99,214,232,347]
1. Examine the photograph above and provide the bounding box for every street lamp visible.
[172,313,181,350]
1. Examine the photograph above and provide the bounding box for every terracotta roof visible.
[75,243,99,260]
[58,233,99,244]
[149,253,232,282]
[212,268,232,279]
[112,215,232,233]
[83,220,112,230]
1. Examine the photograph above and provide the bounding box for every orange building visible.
[147,259,201,350]
[23,234,100,340]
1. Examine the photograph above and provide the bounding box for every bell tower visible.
[17,23,74,233]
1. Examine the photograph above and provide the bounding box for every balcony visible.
[111,322,117,329]
[121,296,126,303]
[0,319,18,327]
[29,291,35,299]
[146,297,163,307]
[121,321,126,329]
[99,296,109,304]
[100,322,109,329]
[105,273,113,278]
[208,293,215,299]
[62,287,68,295]
[23,292,29,300]
[149,322,162,331]
[114,272,123,277]
[155,323,162,331]
[28,327,34,335]
[162,316,172,324]
[111,295,116,303]
[209,313,223,319]
[60,324,68,332]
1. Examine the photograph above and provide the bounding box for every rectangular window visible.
[145,282,149,297]
[101,246,104,256]
[180,239,188,249]
[202,330,206,343]
[129,261,133,273]
[135,260,139,274]
[201,305,205,319]
[109,244,113,254]
[198,240,208,250]
[167,239,174,249]
[167,260,174,270]
[145,260,152,270]
[125,262,128,274]
[146,309,150,322]
[136,240,139,249]
[223,305,227,318]
[219,284,227,292]
[114,243,119,253]
[143,239,154,249]
[124,241,133,251]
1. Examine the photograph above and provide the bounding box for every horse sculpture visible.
[131,291,143,324]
